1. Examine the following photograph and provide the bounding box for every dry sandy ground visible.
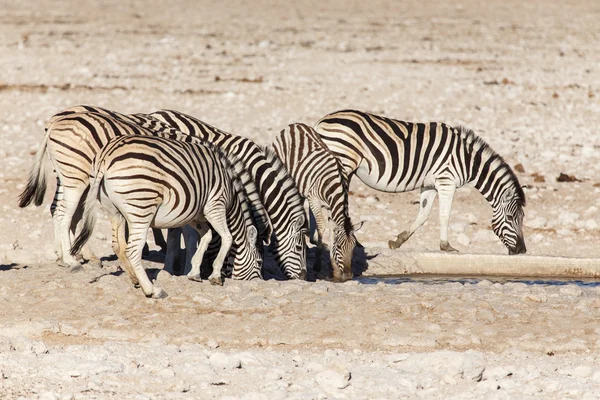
[1,0,600,398]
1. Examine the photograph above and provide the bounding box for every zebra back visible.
[149,109,308,279]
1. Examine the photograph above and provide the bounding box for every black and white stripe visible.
[19,107,270,273]
[314,109,526,254]
[272,123,362,281]
[69,132,263,297]
[149,110,308,279]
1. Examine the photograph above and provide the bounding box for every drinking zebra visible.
[148,110,308,279]
[314,110,526,254]
[272,123,362,281]
[19,108,271,273]
[70,133,264,297]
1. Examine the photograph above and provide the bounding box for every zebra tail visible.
[70,169,104,256]
[18,130,50,208]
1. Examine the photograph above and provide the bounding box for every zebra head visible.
[272,215,308,280]
[232,225,263,280]
[492,187,526,255]
[330,220,364,282]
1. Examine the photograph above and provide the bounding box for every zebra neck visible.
[470,157,516,207]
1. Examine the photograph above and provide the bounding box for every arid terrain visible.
[1,0,599,398]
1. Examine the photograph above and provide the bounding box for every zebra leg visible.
[308,199,327,274]
[186,224,211,282]
[110,214,139,286]
[205,211,232,286]
[182,225,199,276]
[126,220,167,298]
[435,179,459,253]
[50,178,63,261]
[152,228,168,253]
[163,228,182,275]
[389,188,437,249]
[57,190,85,270]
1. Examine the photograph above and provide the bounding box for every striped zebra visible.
[272,123,362,281]
[19,108,270,272]
[148,110,308,279]
[27,105,171,266]
[69,133,264,297]
[314,110,526,255]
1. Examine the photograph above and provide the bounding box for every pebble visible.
[315,369,350,391]
[206,338,220,349]
[456,233,471,246]
[209,352,241,369]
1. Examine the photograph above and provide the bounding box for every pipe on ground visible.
[361,249,600,278]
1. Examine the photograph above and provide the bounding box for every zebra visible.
[314,109,526,255]
[272,123,363,281]
[26,105,171,265]
[69,133,264,297]
[19,108,271,272]
[148,110,308,279]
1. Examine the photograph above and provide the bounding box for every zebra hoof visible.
[187,274,202,282]
[209,277,223,286]
[388,240,400,249]
[152,287,168,299]
[440,241,459,253]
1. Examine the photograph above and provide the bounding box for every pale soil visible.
[1,0,600,398]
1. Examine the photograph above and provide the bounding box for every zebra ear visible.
[352,221,365,232]
[248,225,258,244]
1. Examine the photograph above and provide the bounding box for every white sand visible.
[1,0,599,398]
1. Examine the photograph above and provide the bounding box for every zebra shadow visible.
[0,263,20,271]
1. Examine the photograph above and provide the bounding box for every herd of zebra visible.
[18,106,526,298]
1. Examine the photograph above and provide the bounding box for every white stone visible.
[464,213,478,224]
[209,352,241,369]
[365,196,378,204]
[157,368,175,378]
[206,338,220,349]
[584,206,599,217]
[456,233,471,247]
[570,366,594,378]
[315,369,350,391]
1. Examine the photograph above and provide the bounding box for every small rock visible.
[306,361,325,372]
[155,270,172,282]
[456,233,471,247]
[559,286,583,297]
[570,366,593,378]
[265,369,283,380]
[209,352,241,369]
[315,369,350,391]
[157,368,175,378]
[206,338,219,349]
[364,196,378,204]
[193,295,213,306]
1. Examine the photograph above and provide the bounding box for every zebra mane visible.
[207,144,272,244]
[260,145,308,229]
[459,126,526,207]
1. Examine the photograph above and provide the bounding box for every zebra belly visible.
[151,196,204,229]
[354,161,422,193]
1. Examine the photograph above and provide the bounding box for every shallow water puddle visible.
[357,275,600,287]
